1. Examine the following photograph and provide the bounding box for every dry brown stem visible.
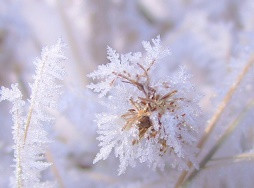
[174,54,254,188]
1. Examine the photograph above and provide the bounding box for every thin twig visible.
[46,150,65,188]
[174,54,254,188]
[198,55,254,149]
[183,99,254,187]
[204,153,254,170]
[15,109,23,188]
[211,153,254,162]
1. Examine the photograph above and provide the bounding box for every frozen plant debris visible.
[88,36,202,175]
[0,40,67,188]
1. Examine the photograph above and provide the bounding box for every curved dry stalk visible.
[203,153,254,171]
[174,54,254,188]
[210,153,254,164]
[182,99,254,187]
[46,150,65,188]
[198,56,254,149]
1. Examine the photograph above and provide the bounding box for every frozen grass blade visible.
[0,40,67,187]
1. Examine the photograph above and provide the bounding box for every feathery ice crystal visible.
[0,40,66,187]
[88,36,202,174]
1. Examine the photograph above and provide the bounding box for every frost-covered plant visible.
[88,36,202,175]
[0,40,66,188]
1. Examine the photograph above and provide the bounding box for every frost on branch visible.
[88,36,202,175]
[0,40,66,187]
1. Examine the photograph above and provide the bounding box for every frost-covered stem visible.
[23,107,33,144]
[1,84,25,188]
[15,109,23,188]
[174,54,254,188]
[0,41,66,187]
[23,59,46,144]
[13,95,24,188]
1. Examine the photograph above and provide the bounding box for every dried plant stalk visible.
[46,150,65,188]
[174,54,254,188]
[206,153,254,169]
[89,37,201,174]
[183,99,254,187]
[0,41,66,187]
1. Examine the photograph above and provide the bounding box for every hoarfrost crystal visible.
[88,36,202,175]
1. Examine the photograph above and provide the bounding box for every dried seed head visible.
[89,36,201,174]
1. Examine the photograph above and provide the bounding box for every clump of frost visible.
[88,36,202,175]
